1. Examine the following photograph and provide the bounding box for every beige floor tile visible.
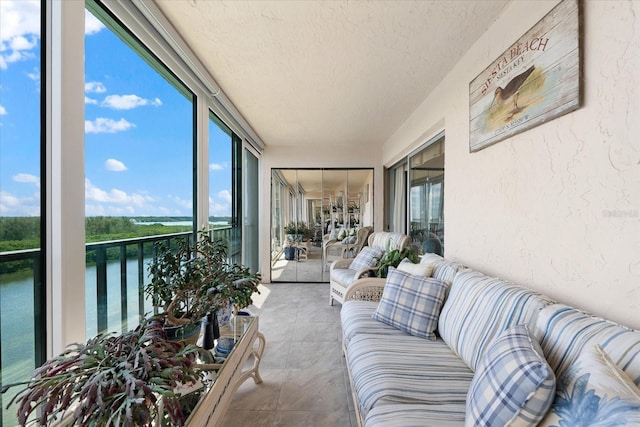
[277,368,349,412]
[273,410,352,427]
[291,322,340,342]
[224,281,353,425]
[229,368,285,411]
[221,410,276,427]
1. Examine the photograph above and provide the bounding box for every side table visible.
[185,316,265,426]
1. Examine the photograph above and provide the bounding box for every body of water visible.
[133,220,229,226]
[1,258,155,425]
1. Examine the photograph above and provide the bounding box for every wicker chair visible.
[329,231,411,306]
[324,226,372,268]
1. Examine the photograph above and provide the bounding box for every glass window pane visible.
[408,136,445,256]
[84,4,194,337]
[0,1,43,424]
[207,115,244,265]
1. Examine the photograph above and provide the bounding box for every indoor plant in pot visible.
[145,230,261,339]
[2,317,212,426]
[375,244,419,278]
[283,221,309,260]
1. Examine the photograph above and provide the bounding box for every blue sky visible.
[0,0,232,218]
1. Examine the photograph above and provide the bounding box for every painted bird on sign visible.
[492,65,536,115]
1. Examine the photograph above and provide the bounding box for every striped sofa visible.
[340,253,640,426]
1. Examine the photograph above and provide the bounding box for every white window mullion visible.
[47,0,86,356]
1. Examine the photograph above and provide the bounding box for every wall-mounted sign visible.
[469,0,580,152]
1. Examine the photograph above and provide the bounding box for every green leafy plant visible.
[145,230,261,327]
[375,244,419,278]
[2,317,213,426]
[283,221,311,247]
[283,221,309,237]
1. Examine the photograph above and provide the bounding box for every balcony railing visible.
[0,227,242,360]
[0,227,241,424]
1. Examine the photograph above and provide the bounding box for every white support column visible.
[197,95,210,231]
[47,0,86,356]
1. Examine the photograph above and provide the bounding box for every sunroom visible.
[0,0,638,425]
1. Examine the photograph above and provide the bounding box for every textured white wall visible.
[383,0,640,329]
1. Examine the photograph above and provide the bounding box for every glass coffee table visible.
[176,315,265,426]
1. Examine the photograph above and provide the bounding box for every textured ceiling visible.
[154,0,508,149]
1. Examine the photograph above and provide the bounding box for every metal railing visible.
[0,225,241,345]
[0,227,241,425]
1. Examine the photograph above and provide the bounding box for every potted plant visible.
[283,221,309,260]
[145,230,261,337]
[3,317,213,426]
[375,244,419,278]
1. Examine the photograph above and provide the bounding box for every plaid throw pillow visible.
[349,247,383,271]
[466,324,556,427]
[371,267,448,340]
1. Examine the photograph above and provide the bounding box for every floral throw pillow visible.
[538,344,640,426]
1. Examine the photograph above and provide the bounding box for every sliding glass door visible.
[408,134,445,255]
[271,168,373,283]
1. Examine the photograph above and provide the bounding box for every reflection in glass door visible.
[408,135,445,255]
[271,169,373,283]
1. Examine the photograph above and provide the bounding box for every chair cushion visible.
[349,246,383,271]
[331,268,359,286]
[369,231,409,252]
[397,257,434,277]
[329,228,340,239]
[465,324,556,427]
[372,267,448,340]
[538,344,640,426]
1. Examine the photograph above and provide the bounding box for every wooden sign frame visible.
[469,0,580,152]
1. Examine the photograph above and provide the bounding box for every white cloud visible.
[85,10,105,35]
[168,195,193,210]
[0,1,40,41]
[85,179,155,208]
[26,66,39,81]
[10,35,36,51]
[0,190,40,216]
[84,180,195,216]
[102,94,162,110]
[85,117,135,134]
[85,96,99,105]
[0,0,40,70]
[208,191,232,216]
[0,105,6,115]
[85,81,107,93]
[217,190,232,204]
[105,158,127,172]
[13,173,40,188]
[209,163,227,171]
[0,191,20,208]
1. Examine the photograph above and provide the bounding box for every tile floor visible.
[221,282,357,426]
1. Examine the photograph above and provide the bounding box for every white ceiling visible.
[154,0,509,149]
